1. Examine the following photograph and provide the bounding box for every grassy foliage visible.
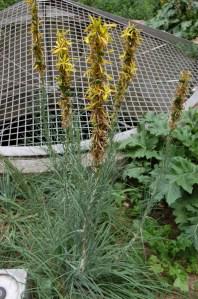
[0,134,165,298]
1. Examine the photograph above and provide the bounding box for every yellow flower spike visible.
[52,30,74,128]
[26,0,34,6]
[169,70,191,130]
[26,0,45,78]
[113,23,142,120]
[56,55,74,73]
[85,16,116,167]
[52,31,72,56]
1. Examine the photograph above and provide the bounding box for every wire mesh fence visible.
[0,0,197,148]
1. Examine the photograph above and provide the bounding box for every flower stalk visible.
[85,16,116,166]
[169,70,191,130]
[26,0,48,145]
[52,30,74,128]
[26,0,45,79]
[113,23,142,120]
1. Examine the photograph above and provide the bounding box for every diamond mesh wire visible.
[0,0,197,147]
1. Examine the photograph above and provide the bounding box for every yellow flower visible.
[25,0,34,6]
[85,16,116,48]
[56,55,74,73]
[52,31,72,56]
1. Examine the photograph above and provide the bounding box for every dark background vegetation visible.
[0,0,19,10]
[78,0,160,21]
[0,0,160,18]
[1,0,197,40]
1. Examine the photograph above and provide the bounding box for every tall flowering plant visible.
[85,16,116,166]
[26,0,45,78]
[169,70,191,130]
[52,30,74,128]
[113,23,142,119]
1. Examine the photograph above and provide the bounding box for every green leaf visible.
[174,110,198,158]
[140,112,169,137]
[173,126,192,145]
[166,183,182,205]
[112,183,126,206]
[184,225,198,251]
[125,148,161,160]
[173,275,189,293]
[169,264,189,293]
[120,128,160,159]
[150,165,182,204]
[123,168,149,183]
[173,204,189,225]
[181,20,192,31]
[149,255,164,274]
[180,109,198,130]
[172,188,198,251]
[168,157,198,193]
[118,136,134,150]
[123,161,151,184]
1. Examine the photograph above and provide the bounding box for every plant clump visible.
[1,6,197,298]
[52,30,74,128]
[0,142,164,299]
